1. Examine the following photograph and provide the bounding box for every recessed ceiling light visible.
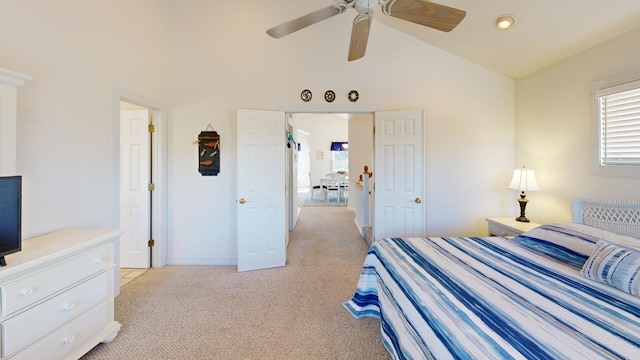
[495,15,516,30]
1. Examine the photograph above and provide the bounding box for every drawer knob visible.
[20,288,34,296]
[63,335,75,345]
[95,257,105,264]
[63,302,76,311]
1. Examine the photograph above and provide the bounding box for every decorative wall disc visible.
[348,90,359,102]
[324,90,336,102]
[300,89,312,102]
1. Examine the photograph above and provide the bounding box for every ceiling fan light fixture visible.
[495,15,515,30]
[267,0,467,61]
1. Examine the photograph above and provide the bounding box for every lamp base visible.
[515,192,530,223]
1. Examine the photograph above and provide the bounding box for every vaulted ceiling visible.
[315,0,640,78]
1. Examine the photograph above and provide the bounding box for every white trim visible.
[591,68,640,92]
[595,79,640,97]
[112,89,168,272]
[167,256,236,266]
[278,104,379,113]
[0,68,31,86]
[0,68,30,176]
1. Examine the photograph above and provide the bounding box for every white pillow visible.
[513,222,640,267]
[581,240,640,297]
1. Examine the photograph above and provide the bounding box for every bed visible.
[344,198,640,359]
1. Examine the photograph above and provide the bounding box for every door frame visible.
[112,89,168,276]
[280,105,378,114]
[281,105,426,241]
[280,105,378,212]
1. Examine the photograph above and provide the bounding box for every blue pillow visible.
[581,240,640,297]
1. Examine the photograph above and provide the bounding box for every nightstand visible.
[486,217,541,237]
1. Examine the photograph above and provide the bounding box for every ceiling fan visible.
[266,0,466,61]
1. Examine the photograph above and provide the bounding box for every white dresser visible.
[0,229,123,360]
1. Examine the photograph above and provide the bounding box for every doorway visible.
[237,107,424,272]
[286,109,425,242]
[113,91,167,277]
[288,112,373,214]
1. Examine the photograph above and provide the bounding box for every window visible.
[592,74,640,177]
[330,142,348,172]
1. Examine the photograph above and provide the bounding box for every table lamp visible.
[507,166,540,222]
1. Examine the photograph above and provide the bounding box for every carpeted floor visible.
[81,207,389,360]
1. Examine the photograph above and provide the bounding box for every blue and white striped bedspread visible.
[343,236,640,359]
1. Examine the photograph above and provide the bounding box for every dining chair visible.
[311,183,326,201]
[322,178,341,202]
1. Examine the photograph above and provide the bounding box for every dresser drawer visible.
[1,245,112,317]
[10,300,111,360]
[1,272,109,357]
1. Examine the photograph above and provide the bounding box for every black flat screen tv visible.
[0,176,21,267]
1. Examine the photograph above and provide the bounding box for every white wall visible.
[0,0,167,238]
[515,27,640,224]
[295,130,311,189]
[348,113,374,207]
[2,0,514,265]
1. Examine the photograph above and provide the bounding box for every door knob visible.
[414,197,422,204]
[239,198,246,204]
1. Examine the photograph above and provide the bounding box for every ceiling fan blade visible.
[381,0,466,32]
[267,5,343,39]
[348,17,372,61]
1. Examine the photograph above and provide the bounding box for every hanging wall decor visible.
[348,90,359,102]
[197,125,220,176]
[324,90,336,102]
[300,89,312,102]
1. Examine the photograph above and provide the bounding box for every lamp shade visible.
[507,167,540,192]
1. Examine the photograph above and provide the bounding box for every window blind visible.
[597,82,640,167]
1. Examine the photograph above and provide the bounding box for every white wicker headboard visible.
[571,198,640,239]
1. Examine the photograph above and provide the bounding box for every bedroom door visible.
[373,109,425,240]
[237,109,287,272]
[119,109,152,268]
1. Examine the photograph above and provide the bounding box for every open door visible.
[237,109,287,272]
[373,109,425,240]
[119,108,152,268]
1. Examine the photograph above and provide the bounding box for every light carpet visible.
[81,207,389,360]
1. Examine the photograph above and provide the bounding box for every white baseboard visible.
[167,257,236,266]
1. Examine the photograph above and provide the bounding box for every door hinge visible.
[148,239,155,247]
[148,124,155,133]
[148,183,155,191]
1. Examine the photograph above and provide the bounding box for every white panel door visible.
[373,109,425,240]
[237,109,286,272]
[120,109,150,268]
